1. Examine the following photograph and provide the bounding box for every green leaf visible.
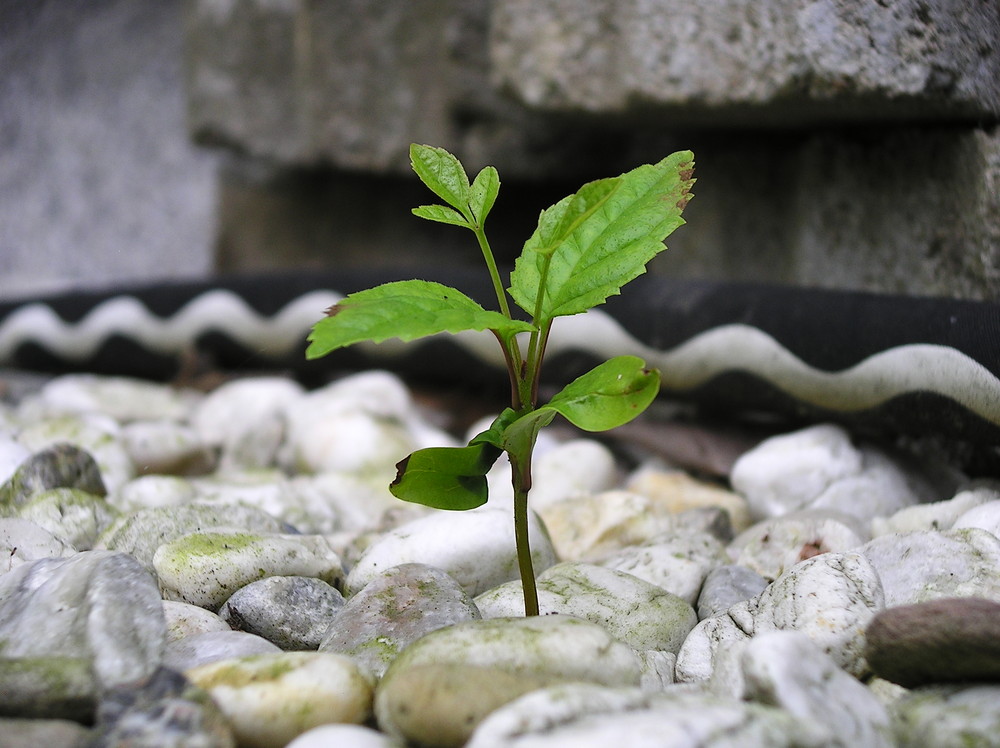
[305,280,533,359]
[388,410,517,510]
[389,442,501,510]
[468,166,500,225]
[410,144,471,216]
[510,151,695,320]
[540,355,661,431]
[498,408,557,457]
[412,204,471,227]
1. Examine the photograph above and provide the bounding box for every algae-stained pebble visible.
[186,652,374,748]
[153,531,343,610]
[0,443,106,507]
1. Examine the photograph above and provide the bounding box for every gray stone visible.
[0,443,106,507]
[154,531,343,610]
[676,551,884,682]
[490,0,1000,123]
[466,683,830,748]
[319,563,480,678]
[95,502,292,573]
[697,564,769,620]
[0,657,97,722]
[0,550,166,688]
[91,666,235,748]
[0,718,92,748]
[475,561,698,654]
[162,631,281,672]
[865,597,1000,688]
[15,488,119,550]
[741,631,894,748]
[220,575,345,650]
[890,685,1000,747]
[374,615,644,747]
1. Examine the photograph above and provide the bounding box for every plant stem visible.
[473,225,512,320]
[509,451,539,616]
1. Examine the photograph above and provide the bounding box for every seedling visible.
[307,144,694,615]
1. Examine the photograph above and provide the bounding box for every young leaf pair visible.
[307,143,694,615]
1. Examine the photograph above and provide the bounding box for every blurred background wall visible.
[3,0,998,301]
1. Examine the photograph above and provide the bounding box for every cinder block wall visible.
[184,0,999,300]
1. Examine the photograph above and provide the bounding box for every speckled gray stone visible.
[697,564,769,620]
[0,443,106,507]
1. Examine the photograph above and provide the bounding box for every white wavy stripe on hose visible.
[2,291,998,427]
[543,310,1000,424]
[0,290,342,361]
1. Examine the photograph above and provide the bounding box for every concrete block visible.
[490,0,1000,124]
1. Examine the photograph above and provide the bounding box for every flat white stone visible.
[731,424,934,522]
[475,561,698,653]
[110,474,198,512]
[871,484,997,536]
[599,530,729,604]
[375,616,643,747]
[285,724,397,748]
[527,439,620,511]
[538,490,675,561]
[121,419,214,475]
[162,600,232,642]
[953,499,1000,538]
[27,374,198,423]
[0,517,77,573]
[676,551,883,682]
[187,652,374,748]
[860,527,1000,606]
[163,629,281,671]
[0,437,30,485]
[730,510,868,580]
[346,507,556,598]
[191,376,304,447]
[627,467,752,532]
[154,531,343,610]
[740,631,893,748]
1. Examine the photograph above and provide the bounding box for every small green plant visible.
[307,144,694,615]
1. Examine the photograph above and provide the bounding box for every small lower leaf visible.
[389,442,502,510]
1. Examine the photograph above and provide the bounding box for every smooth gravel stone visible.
[163,631,281,671]
[163,601,233,643]
[890,685,1000,748]
[91,666,234,748]
[220,575,345,650]
[96,502,292,572]
[0,442,106,507]
[15,488,118,550]
[285,723,400,748]
[731,424,935,522]
[953,499,1000,537]
[0,517,77,573]
[626,467,752,532]
[860,528,1000,606]
[16,415,135,494]
[538,490,675,561]
[31,374,198,422]
[121,419,215,476]
[730,510,869,581]
[871,485,998,536]
[0,657,97,721]
[672,505,735,543]
[154,531,344,610]
[191,376,303,448]
[375,616,643,748]
[475,562,698,654]
[0,718,92,748]
[741,631,894,748]
[465,683,828,748]
[697,564,769,620]
[320,563,480,678]
[598,530,730,605]
[346,507,557,598]
[0,550,166,687]
[0,437,30,486]
[526,439,620,511]
[187,652,375,748]
[110,474,198,512]
[676,551,884,682]
[865,597,1000,687]
[289,472,410,534]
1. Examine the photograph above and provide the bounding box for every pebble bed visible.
[1,369,999,748]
